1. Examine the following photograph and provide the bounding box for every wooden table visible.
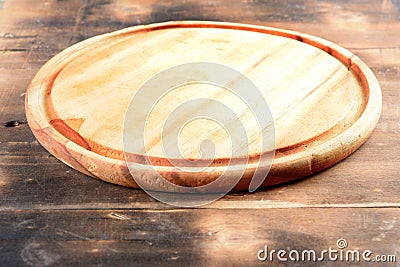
[1,0,399,266]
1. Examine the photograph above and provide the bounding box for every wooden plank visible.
[1,0,400,51]
[1,208,399,266]
[72,0,400,49]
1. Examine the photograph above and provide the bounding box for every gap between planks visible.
[1,201,400,212]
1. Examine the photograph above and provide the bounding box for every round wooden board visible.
[26,21,382,192]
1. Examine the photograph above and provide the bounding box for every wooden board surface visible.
[0,0,399,266]
[25,21,381,191]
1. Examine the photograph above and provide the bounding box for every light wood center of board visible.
[50,27,364,163]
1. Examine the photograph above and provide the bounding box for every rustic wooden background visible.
[0,0,399,266]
